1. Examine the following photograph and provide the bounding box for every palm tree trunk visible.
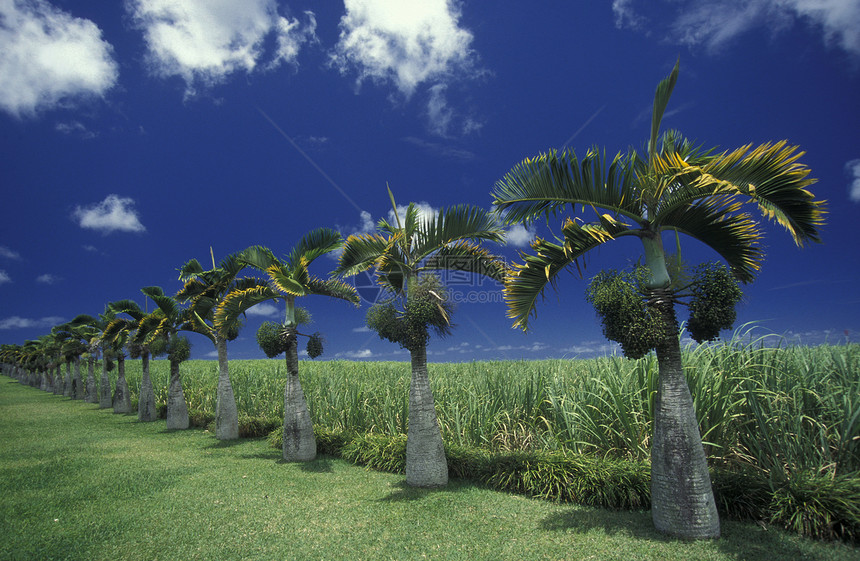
[113,356,131,414]
[71,357,83,399]
[63,362,72,397]
[138,352,157,422]
[406,339,448,487]
[85,358,98,403]
[99,360,112,409]
[650,288,720,539]
[53,364,62,395]
[166,359,189,430]
[282,327,315,461]
[215,336,239,440]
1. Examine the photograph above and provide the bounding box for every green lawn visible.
[1,378,858,561]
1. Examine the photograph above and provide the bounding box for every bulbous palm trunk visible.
[63,363,72,397]
[113,357,131,414]
[85,358,98,403]
[649,289,720,539]
[99,363,112,409]
[282,329,315,461]
[53,365,62,395]
[215,336,238,440]
[138,352,157,422]
[166,359,189,430]
[406,340,448,487]
[71,357,84,399]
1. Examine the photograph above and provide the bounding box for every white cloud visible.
[55,121,96,139]
[245,302,279,316]
[36,274,60,284]
[846,159,860,202]
[0,270,10,285]
[72,195,146,234]
[0,0,118,117]
[0,315,65,330]
[353,326,372,332]
[129,0,316,95]
[332,0,476,97]
[0,246,20,260]
[505,224,536,248]
[389,201,438,227]
[427,84,454,136]
[82,245,98,252]
[339,348,373,359]
[614,1,860,58]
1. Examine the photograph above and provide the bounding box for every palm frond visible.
[267,264,307,297]
[286,227,343,269]
[177,258,204,281]
[649,57,680,163]
[492,148,643,226]
[416,204,505,259]
[214,285,281,332]
[693,141,825,246]
[107,299,145,321]
[334,233,394,277]
[305,277,360,305]
[236,245,280,272]
[421,241,509,283]
[505,218,635,330]
[141,286,180,320]
[659,194,765,283]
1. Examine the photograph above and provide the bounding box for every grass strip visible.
[2,378,859,561]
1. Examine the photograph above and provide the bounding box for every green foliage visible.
[586,268,663,359]
[306,332,324,359]
[256,321,290,358]
[688,262,744,343]
[167,335,191,364]
[365,275,453,352]
[768,472,860,542]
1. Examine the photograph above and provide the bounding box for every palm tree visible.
[106,299,157,421]
[335,193,506,487]
[492,60,825,539]
[53,316,99,400]
[176,251,255,440]
[215,229,359,461]
[138,286,194,430]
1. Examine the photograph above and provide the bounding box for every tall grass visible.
[108,334,860,478]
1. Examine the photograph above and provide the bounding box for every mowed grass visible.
[2,379,859,561]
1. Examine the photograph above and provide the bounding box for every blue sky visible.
[1,0,858,362]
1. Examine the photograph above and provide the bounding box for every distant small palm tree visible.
[335,192,506,487]
[215,228,359,461]
[107,299,157,422]
[137,287,194,430]
[177,251,258,440]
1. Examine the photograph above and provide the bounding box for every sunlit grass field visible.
[2,380,859,561]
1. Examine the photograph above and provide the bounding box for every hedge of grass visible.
[268,426,860,543]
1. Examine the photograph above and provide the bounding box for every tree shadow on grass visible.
[379,478,470,502]
[204,438,247,449]
[541,508,825,560]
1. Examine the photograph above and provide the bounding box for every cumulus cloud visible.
[846,159,860,202]
[389,201,438,228]
[0,315,65,330]
[128,0,316,95]
[72,195,146,234]
[613,0,860,57]
[36,274,60,285]
[332,0,476,97]
[0,246,20,260]
[0,0,118,117]
[338,348,373,359]
[0,270,10,285]
[245,302,280,317]
[505,224,536,248]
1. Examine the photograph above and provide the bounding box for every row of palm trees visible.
[1,60,824,540]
